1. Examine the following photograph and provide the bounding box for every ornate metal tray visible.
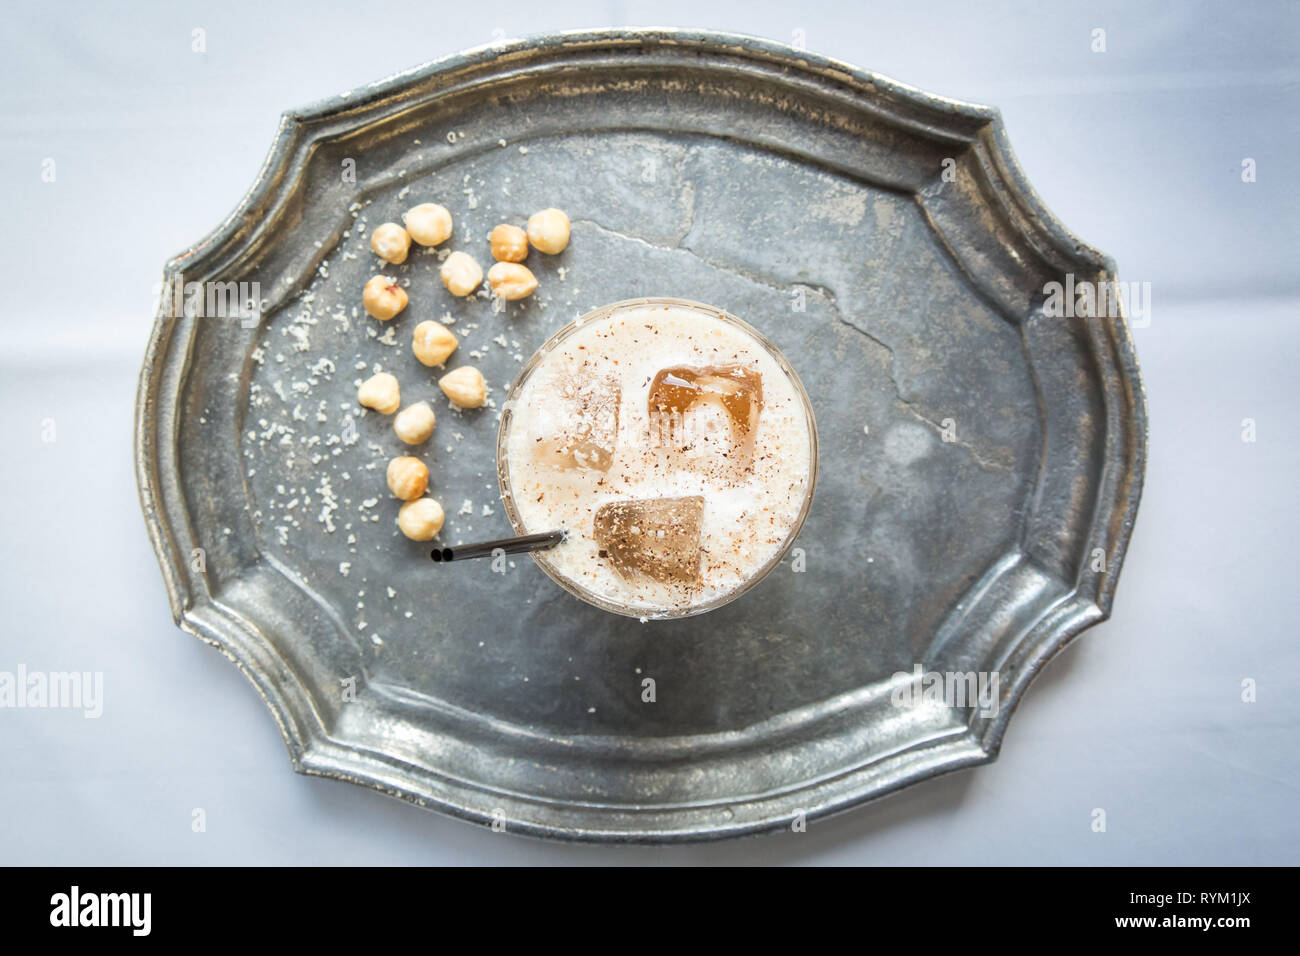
[135,29,1146,842]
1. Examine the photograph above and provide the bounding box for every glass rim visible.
[495,296,820,620]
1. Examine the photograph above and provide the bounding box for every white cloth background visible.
[0,0,1296,863]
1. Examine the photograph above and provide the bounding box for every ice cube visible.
[593,495,705,586]
[647,365,763,476]
[534,373,620,471]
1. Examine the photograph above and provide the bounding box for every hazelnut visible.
[403,203,453,247]
[357,372,400,415]
[487,261,538,301]
[411,320,458,367]
[526,208,570,254]
[361,275,407,320]
[440,251,483,297]
[393,401,436,445]
[397,497,444,541]
[370,222,411,264]
[489,223,529,262]
[438,367,487,409]
[386,456,429,500]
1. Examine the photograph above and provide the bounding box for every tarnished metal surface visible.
[134,29,1146,842]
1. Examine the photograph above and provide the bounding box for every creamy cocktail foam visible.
[501,302,814,617]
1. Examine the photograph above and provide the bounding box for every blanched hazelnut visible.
[393,401,436,445]
[489,223,529,262]
[370,222,411,264]
[362,275,407,320]
[438,367,487,408]
[411,320,458,367]
[440,251,483,297]
[397,497,444,541]
[386,456,429,500]
[357,372,400,414]
[526,208,570,254]
[487,261,538,301]
[403,203,453,247]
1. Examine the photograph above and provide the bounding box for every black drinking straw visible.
[431,529,566,563]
